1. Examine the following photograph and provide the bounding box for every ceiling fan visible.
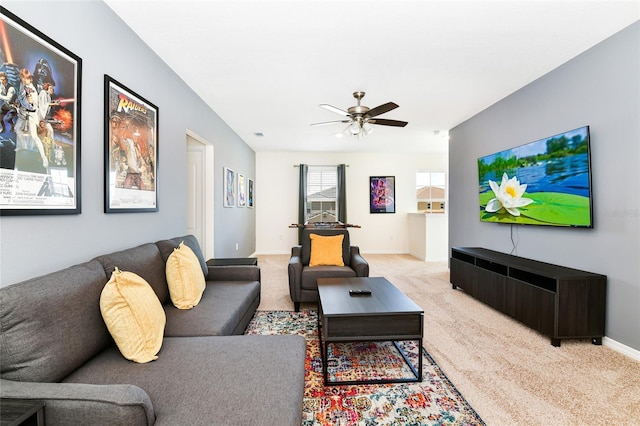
[311,91,408,137]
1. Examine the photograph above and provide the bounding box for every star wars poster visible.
[105,75,158,213]
[0,8,81,215]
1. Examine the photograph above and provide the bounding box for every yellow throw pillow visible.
[166,241,206,309]
[309,234,345,267]
[100,268,166,363]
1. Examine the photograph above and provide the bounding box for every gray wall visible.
[449,22,639,351]
[0,1,255,286]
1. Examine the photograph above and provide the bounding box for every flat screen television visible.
[477,125,593,228]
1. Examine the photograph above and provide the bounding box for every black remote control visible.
[349,289,372,296]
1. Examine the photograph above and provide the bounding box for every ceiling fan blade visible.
[319,104,351,117]
[366,102,399,118]
[369,118,408,127]
[311,119,352,127]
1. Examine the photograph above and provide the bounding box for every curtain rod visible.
[293,164,349,167]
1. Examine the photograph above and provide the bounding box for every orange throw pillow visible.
[309,234,344,267]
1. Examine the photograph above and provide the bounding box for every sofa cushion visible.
[165,242,206,309]
[100,268,166,363]
[309,233,345,267]
[0,260,110,382]
[301,265,357,290]
[164,280,260,336]
[62,335,306,426]
[96,243,170,305]
[156,235,208,279]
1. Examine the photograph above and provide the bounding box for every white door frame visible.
[186,130,214,259]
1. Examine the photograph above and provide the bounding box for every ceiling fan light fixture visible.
[312,91,408,138]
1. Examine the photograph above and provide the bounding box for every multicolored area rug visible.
[245,310,485,426]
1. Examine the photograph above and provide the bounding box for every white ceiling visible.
[105,0,639,154]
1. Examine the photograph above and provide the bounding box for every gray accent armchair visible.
[288,228,369,311]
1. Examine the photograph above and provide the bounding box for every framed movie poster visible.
[104,75,158,213]
[247,178,254,208]
[223,167,235,207]
[0,8,82,215]
[370,176,396,213]
[238,174,246,207]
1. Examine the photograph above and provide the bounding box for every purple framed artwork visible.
[370,176,395,213]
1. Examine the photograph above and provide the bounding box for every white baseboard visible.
[603,337,640,361]
[361,249,410,255]
[255,251,290,256]
[424,257,448,262]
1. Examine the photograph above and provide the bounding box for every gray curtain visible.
[298,164,308,244]
[337,164,347,224]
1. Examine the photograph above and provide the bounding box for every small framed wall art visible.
[223,166,235,207]
[247,178,254,208]
[238,173,246,207]
[104,75,158,213]
[370,176,395,213]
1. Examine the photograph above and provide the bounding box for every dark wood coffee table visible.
[0,399,45,426]
[317,276,424,386]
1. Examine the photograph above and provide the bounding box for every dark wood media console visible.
[450,247,606,347]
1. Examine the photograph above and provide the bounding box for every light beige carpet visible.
[256,253,640,425]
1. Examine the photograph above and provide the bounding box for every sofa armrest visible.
[350,246,370,277]
[288,247,303,300]
[0,379,154,426]
[206,265,260,282]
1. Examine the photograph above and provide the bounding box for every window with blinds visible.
[306,166,338,223]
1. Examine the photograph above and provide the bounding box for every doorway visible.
[186,132,214,259]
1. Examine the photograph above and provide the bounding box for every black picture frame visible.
[247,178,254,208]
[104,75,158,213]
[370,176,396,213]
[0,7,82,215]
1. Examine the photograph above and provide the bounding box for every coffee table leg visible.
[317,304,328,384]
[392,340,423,383]
[323,343,329,384]
[418,339,423,382]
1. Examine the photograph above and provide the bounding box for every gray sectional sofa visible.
[0,235,306,425]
